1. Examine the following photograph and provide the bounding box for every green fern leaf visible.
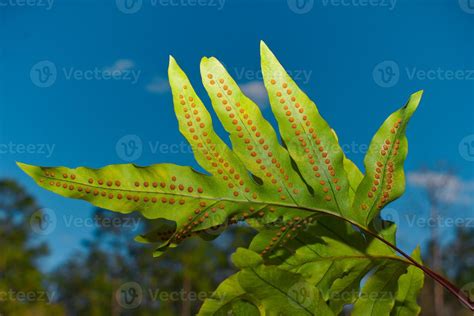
[352,91,423,225]
[261,42,354,220]
[16,42,421,265]
[199,248,335,316]
[246,215,419,315]
[391,247,424,316]
[19,42,468,315]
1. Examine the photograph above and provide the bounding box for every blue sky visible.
[0,0,473,270]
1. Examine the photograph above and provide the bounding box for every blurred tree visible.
[408,166,473,315]
[444,227,474,292]
[0,179,63,315]
[51,208,254,315]
[420,227,474,316]
[441,227,474,316]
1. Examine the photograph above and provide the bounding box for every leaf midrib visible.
[38,173,413,267]
[365,264,405,316]
[278,83,344,215]
[180,90,251,199]
[213,77,300,206]
[393,267,417,316]
[287,253,410,266]
[365,111,407,224]
[41,172,416,270]
[248,266,315,315]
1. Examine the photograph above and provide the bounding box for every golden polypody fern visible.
[18,42,473,315]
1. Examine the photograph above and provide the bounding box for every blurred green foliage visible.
[0,180,63,315]
[0,179,472,315]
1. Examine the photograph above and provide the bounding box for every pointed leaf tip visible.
[16,162,37,177]
[168,56,186,84]
[260,41,273,57]
[200,56,224,74]
[411,90,423,102]
[168,56,184,76]
[353,91,424,225]
[404,90,423,115]
[199,56,216,72]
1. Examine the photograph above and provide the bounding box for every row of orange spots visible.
[364,159,394,211]
[174,203,227,241]
[43,171,75,181]
[208,74,295,201]
[383,119,401,155]
[270,79,338,203]
[242,205,277,220]
[375,124,401,209]
[40,171,218,206]
[392,139,400,156]
[157,230,174,236]
[362,128,401,210]
[173,203,279,244]
[156,230,175,242]
[179,86,251,199]
[44,177,189,205]
[375,125,401,210]
[369,127,401,210]
[260,216,315,257]
[390,118,403,134]
[377,160,395,210]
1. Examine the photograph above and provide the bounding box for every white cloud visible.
[240,81,269,108]
[408,171,474,205]
[103,59,135,74]
[146,76,170,94]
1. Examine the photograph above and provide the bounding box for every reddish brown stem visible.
[361,226,474,311]
[283,204,474,311]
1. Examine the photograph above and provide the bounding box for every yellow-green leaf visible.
[352,91,423,226]
[261,41,353,220]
